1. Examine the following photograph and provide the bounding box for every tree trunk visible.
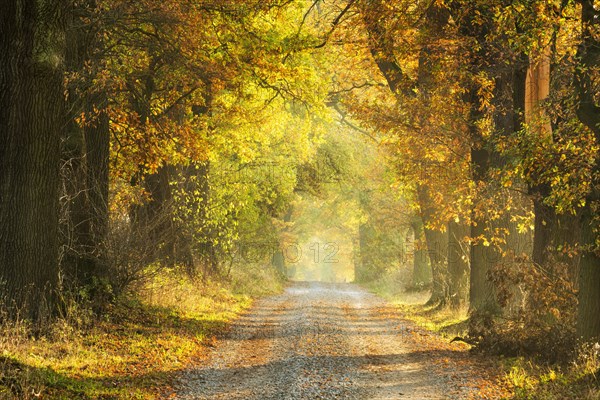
[532,196,554,267]
[532,193,580,279]
[0,0,66,319]
[84,91,110,272]
[196,161,219,279]
[62,4,110,287]
[524,47,574,276]
[61,95,109,288]
[465,29,524,315]
[447,220,469,308]
[356,222,374,283]
[574,0,600,340]
[272,249,286,276]
[524,51,551,133]
[468,98,502,315]
[410,217,431,288]
[416,185,448,304]
[577,204,600,340]
[469,214,501,315]
[425,226,448,305]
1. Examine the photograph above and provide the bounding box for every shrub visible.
[473,256,577,362]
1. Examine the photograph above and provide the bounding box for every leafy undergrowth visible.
[0,266,284,399]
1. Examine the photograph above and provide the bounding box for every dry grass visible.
[0,266,283,399]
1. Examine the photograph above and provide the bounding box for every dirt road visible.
[176,282,504,399]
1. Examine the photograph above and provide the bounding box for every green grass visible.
[502,349,600,400]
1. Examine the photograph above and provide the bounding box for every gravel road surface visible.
[176,282,498,399]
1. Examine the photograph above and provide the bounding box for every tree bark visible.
[532,191,580,281]
[468,61,525,314]
[0,0,66,319]
[574,0,600,340]
[84,91,110,272]
[361,0,413,97]
[577,205,600,340]
[469,201,502,314]
[467,83,504,315]
[424,226,448,305]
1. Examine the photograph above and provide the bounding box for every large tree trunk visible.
[61,93,110,288]
[469,74,526,315]
[532,196,554,267]
[469,199,502,314]
[524,50,551,136]
[84,91,110,273]
[467,74,508,315]
[0,0,66,319]
[577,205,600,340]
[532,192,581,280]
[469,61,507,314]
[461,12,526,315]
[574,0,600,340]
[524,47,576,276]
[418,6,451,306]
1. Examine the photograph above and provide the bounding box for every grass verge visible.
[362,272,469,337]
[0,265,284,399]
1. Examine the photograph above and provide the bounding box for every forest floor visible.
[176,281,510,399]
